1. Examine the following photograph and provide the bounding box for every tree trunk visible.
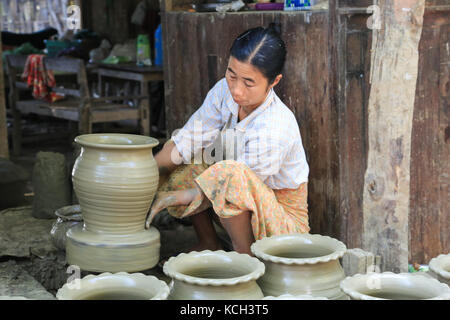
[362,0,426,272]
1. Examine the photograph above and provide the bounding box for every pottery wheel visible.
[66,224,160,273]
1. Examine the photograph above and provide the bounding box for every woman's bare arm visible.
[154,140,183,187]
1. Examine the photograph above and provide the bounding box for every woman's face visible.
[225,56,282,112]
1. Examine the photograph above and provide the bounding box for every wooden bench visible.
[6,54,150,156]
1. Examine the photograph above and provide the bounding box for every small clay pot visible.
[340,272,450,300]
[163,250,265,300]
[429,254,450,286]
[56,272,169,300]
[251,233,347,300]
[50,205,83,251]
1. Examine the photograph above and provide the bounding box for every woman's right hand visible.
[145,191,180,229]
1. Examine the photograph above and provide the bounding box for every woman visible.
[146,24,310,257]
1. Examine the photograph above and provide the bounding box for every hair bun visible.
[268,23,281,35]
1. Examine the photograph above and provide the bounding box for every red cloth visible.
[21,54,63,102]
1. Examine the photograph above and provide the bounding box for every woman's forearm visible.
[155,140,182,183]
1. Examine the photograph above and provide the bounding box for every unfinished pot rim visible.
[429,254,450,279]
[340,272,450,300]
[75,133,159,150]
[163,250,265,287]
[54,204,83,221]
[262,294,328,300]
[56,271,170,300]
[250,233,347,265]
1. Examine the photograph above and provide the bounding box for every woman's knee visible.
[211,159,250,172]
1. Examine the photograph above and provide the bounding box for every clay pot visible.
[340,272,450,300]
[67,134,160,272]
[429,254,450,286]
[50,205,83,251]
[163,250,265,300]
[56,272,169,300]
[251,233,347,300]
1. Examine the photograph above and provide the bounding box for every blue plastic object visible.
[154,24,163,66]
[284,0,313,11]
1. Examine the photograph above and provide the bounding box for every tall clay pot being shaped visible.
[67,134,160,272]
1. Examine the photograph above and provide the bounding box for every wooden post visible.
[362,0,426,272]
[0,27,9,159]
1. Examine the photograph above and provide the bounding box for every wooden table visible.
[90,63,164,134]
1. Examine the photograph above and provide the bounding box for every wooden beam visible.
[0,26,9,159]
[425,5,450,11]
[362,0,426,272]
[338,7,373,15]
[161,0,173,12]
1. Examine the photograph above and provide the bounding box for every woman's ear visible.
[270,74,283,89]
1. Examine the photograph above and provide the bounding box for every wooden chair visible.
[6,54,150,156]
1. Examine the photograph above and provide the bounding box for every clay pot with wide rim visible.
[251,233,347,300]
[340,272,450,300]
[56,272,169,300]
[163,250,265,300]
[66,134,160,272]
[429,254,450,286]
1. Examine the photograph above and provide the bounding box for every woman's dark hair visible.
[230,23,286,84]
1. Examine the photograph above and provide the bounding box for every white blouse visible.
[171,78,309,190]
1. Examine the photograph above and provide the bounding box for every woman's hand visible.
[144,188,203,229]
[145,191,178,229]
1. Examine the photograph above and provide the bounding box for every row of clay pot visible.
[55,134,449,300]
[56,233,450,300]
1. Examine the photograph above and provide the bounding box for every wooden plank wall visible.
[409,10,449,264]
[161,11,341,239]
[334,1,449,264]
[334,13,371,251]
[162,3,448,264]
[0,30,9,158]
[81,0,142,44]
